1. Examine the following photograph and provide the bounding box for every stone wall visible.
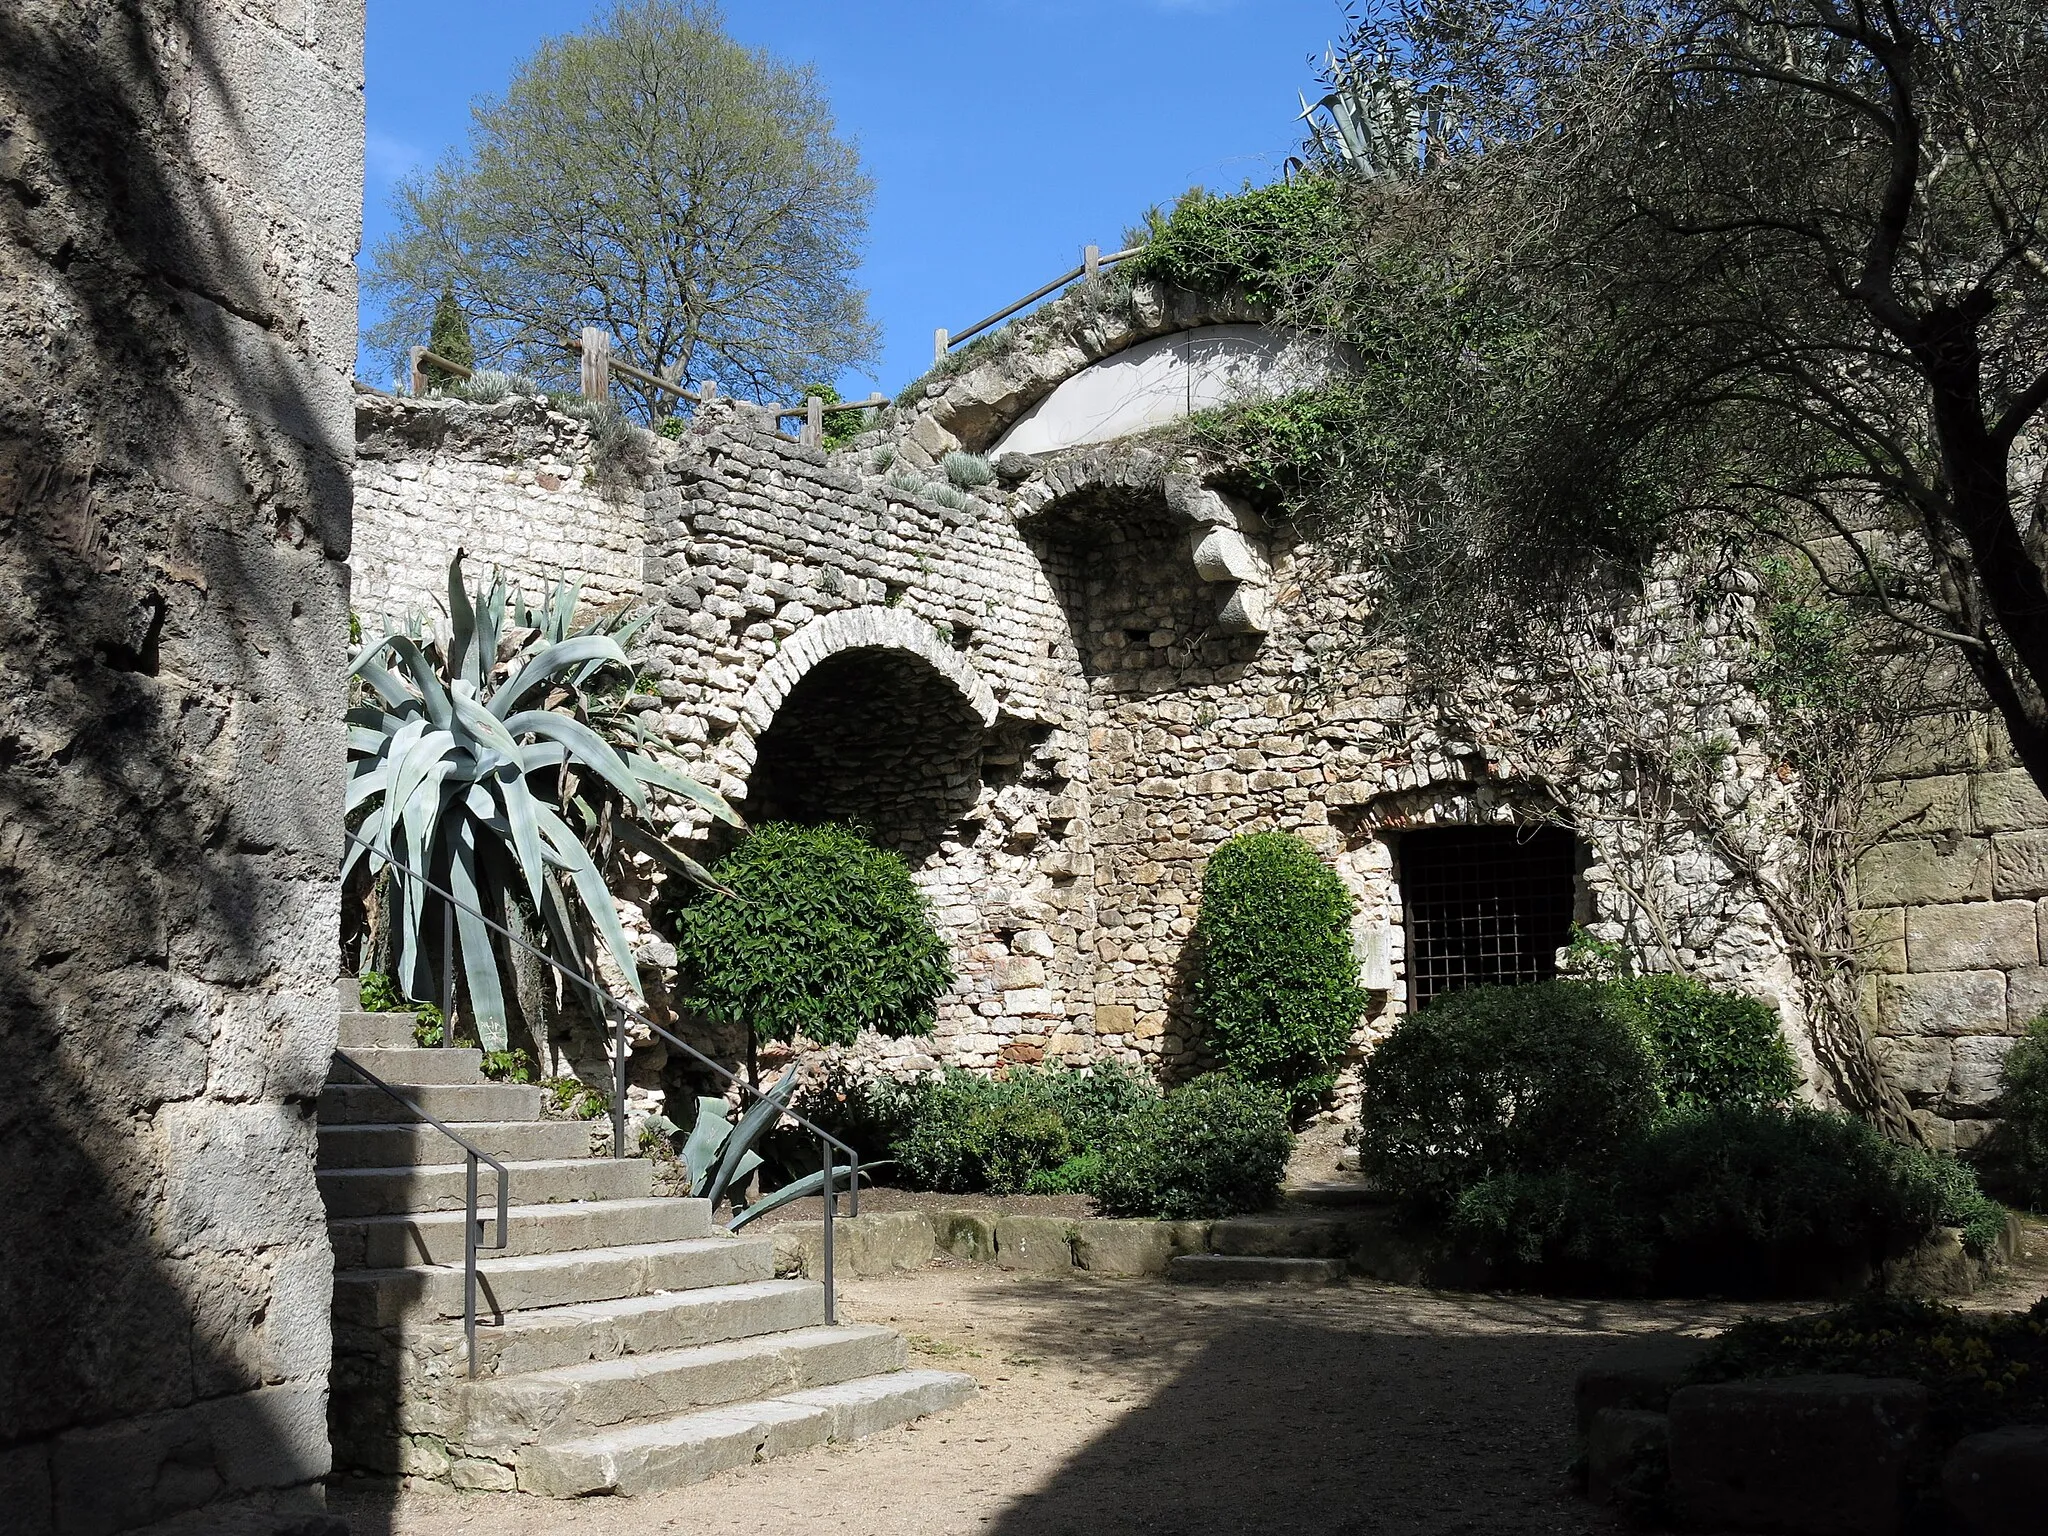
[1860,710,2048,1149]
[1,4,361,1532]
[351,393,649,623]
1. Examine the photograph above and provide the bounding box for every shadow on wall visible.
[1,4,352,1531]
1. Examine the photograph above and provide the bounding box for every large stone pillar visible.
[0,2,363,1531]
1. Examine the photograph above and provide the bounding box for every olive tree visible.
[366,0,877,415]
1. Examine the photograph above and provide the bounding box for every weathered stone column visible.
[0,2,362,1531]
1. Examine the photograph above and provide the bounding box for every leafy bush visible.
[1122,178,1343,311]
[799,381,870,452]
[785,1057,934,1163]
[1610,974,1802,1110]
[1968,1015,2048,1209]
[1094,1074,1294,1220]
[1358,981,1662,1211]
[1192,832,1366,1108]
[662,822,952,1049]
[894,1072,1073,1194]
[1025,1152,1104,1196]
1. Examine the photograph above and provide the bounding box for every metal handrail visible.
[343,829,859,1323]
[328,1049,509,1378]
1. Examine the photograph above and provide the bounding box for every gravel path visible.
[331,1269,1779,1536]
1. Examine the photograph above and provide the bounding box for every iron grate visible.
[1397,825,1580,1011]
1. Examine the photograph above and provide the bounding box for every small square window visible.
[1397,826,1580,1011]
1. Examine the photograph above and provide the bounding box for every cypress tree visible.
[425,290,474,386]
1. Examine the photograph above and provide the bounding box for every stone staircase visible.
[321,981,973,1496]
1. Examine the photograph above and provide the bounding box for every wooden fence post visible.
[1084,243,1101,282]
[579,328,611,401]
[408,345,429,397]
[933,328,949,365]
[805,394,823,448]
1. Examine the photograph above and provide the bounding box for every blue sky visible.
[360,0,1348,396]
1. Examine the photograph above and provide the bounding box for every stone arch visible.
[733,607,1000,866]
[735,606,999,741]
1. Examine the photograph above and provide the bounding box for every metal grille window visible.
[1398,826,1580,1010]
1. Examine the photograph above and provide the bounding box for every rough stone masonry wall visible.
[1860,708,2048,1151]
[1,5,361,1533]
[351,393,648,623]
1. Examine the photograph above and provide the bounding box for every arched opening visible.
[745,646,987,866]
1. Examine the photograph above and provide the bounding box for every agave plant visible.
[345,551,740,1050]
[671,1071,874,1230]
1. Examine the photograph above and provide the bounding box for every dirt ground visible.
[331,1269,1798,1536]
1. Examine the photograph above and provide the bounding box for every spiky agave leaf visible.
[344,551,739,1054]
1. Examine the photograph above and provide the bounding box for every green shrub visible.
[1358,981,1662,1212]
[1968,1016,2048,1209]
[894,1072,1073,1194]
[942,451,994,488]
[785,1058,934,1163]
[1123,179,1343,311]
[1444,1103,2006,1289]
[1025,1152,1104,1196]
[1094,1074,1294,1219]
[1192,832,1366,1109]
[661,822,953,1048]
[1611,974,1801,1110]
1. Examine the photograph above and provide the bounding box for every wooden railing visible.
[932,243,1140,364]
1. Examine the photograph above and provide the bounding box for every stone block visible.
[1993,830,2048,897]
[1877,971,2009,1037]
[993,1217,1075,1272]
[1906,902,2038,973]
[1857,839,1992,906]
[1574,1336,1708,1433]
[932,1211,996,1264]
[1092,1005,1136,1034]
[1874,1036,1953,1100]
[1667,1375,1927,1536]
[1865,775,1969,838]
[770,1213,934,1279]
[1585,1408,1669,1511]
[1949,1036,2018,1111]
[1853,908,1908,973]
[450,1458,518,1492]
[1974,770,2048,833]
[1072,1219,1180,1277]
[0,1443,53,1536]
[2006,966,2048,1027]
[1942,1424,2048,1536]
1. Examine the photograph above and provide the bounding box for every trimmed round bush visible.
[1968,1015,2048,1209]
[1611,974,1801,1109]
[1093,1074,1294,1220]
[1192,832,1367,1107]
[894,1071,1073,1194]
[1357,981,1662,1211]
[663,822,952,1048]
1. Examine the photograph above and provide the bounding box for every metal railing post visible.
[821,1134,836,1325]
[465,1152,480,1377]
[440,901,455,1046]
[611,1002,627,1159]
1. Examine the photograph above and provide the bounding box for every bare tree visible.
[365,0,878,415]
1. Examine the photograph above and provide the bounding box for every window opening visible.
[1397,825,1579,1010]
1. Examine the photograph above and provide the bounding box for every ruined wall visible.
[1,4,361,1531]
[1860,709,2048,1150]
[351,394,649,623]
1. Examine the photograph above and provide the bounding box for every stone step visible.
[339,1009,424,1049]
[320,1156,655,1220]
[319,1081,544,1126]
[1282,1180,1391,1211]
[330,1196,704,1269]
[417,1279,829,1380]
[514,1369,977,1497]
[1208,1214,1362,1259]
[460,1324,907,1451]
[333,1235,777,1326]
[329,1046,485,1086]
[1167,1254,1347,1286]
[319,1119,593,1170]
